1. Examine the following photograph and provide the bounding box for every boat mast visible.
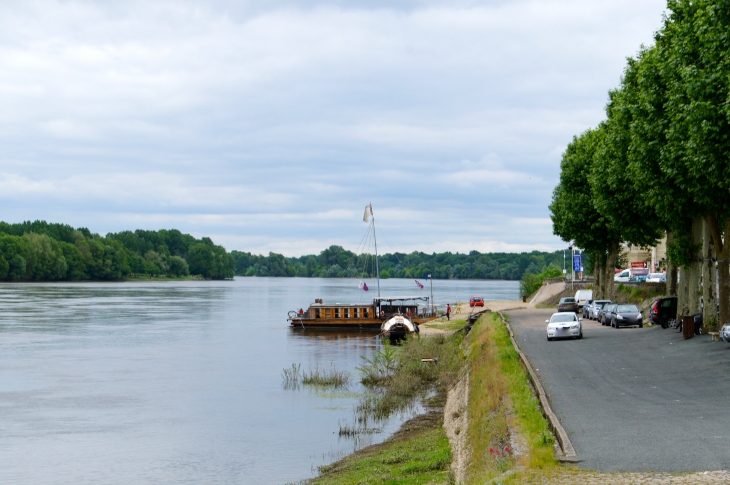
[371,204,381,298]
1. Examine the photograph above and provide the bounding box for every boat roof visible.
[373,296,430,303]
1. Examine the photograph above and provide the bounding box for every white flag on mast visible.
[363,204,372,222]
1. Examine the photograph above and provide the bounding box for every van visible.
[574,290,593,310]
[614,268,649,283]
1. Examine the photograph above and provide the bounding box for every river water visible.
[0,277,518,484]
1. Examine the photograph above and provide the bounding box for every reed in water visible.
[282,362,351,389]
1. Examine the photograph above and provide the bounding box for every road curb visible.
[498,311,580,463]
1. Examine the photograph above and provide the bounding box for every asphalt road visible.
[507,308,730,472]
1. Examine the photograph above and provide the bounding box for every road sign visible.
[573,254,582,272]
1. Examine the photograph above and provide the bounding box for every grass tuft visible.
[302,363,351,389]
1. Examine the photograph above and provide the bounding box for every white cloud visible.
[0,0,667,254]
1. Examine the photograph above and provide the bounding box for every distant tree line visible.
[231,245,566,281]
[0,220,234,281]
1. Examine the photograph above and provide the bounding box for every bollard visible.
[523,296,527,303]
[682,315,694,340]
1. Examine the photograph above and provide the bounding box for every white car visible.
[646,272,666,283]
[546,312,583,341]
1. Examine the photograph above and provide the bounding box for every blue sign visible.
[573,254,582,272]
[425,274,431,280]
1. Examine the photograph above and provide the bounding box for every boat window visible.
[344,308,350,319]
[315,308,321,318]
[335,308,341,318]
[364,308,369,318]
[353,308,359,318]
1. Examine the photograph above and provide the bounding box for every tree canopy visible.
[231,246,567,281]
[0,221,234,281]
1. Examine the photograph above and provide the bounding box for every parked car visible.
[546,312,583,341]
[582,299,594,319]
[649,296,677,328]
[575,290,593,311]
[590,299,611,320]
[611,304,643,328]
[469,296,484,307]
[646,272,666,283]
[557,297,578,313]
[600,303,618,326]
[721,323,730,342]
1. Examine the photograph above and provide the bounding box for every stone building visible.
[622,235,667,272]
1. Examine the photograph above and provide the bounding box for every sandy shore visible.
[420,300,529,336]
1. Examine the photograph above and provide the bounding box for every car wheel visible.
[667,317,676,329]
[547,336,552,341]
[660,317,668,329]
[578,331,583,339]
[639,323,644,328]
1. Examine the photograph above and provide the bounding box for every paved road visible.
[507,308,730,472]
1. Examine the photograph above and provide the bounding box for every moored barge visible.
[288,295,439,330]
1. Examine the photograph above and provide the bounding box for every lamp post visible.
[569,244,575,290]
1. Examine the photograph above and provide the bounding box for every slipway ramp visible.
[528,281,565,307]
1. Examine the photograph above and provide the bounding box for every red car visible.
[470,296,484,307]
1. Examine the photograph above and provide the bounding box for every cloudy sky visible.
[0,0,666,256]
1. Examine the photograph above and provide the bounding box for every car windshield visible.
[649,273,662,278]
[560,298,575,303]
[617,305,639,313]
[550,313,576,323]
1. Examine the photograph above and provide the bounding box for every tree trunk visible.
[605,242,619,301]
[688,218,703,315]
[702,220,717,329]
[705,215,730,327]
[667,231,678,296]
[593,257,601,300]
[677,266,690,318]
[595,252,606,299]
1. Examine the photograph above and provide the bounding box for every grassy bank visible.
[307,312,562,484]
[311,401,453,485]
[464,312,557,484]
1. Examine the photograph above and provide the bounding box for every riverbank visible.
[308,311,558,484]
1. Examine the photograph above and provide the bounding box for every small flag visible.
[425,274,431,280]
[415,279,424,289]
[363,204,372,222]
[359,281,369,291]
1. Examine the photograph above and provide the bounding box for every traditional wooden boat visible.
[288,295,437,331]
[287,204,441,334]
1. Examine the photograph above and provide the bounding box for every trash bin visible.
[522,296,527,303]
[682,315,694,340]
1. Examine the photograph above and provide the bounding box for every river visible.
[0,277,518,484]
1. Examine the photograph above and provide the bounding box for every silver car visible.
[590,300,612,320]
[546,312,583,341]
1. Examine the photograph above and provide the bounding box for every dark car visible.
[470,296,484,307]
[600,303,617,326]
[650,296,677,328]
[558,297,578,313]
[612,304,643,328]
